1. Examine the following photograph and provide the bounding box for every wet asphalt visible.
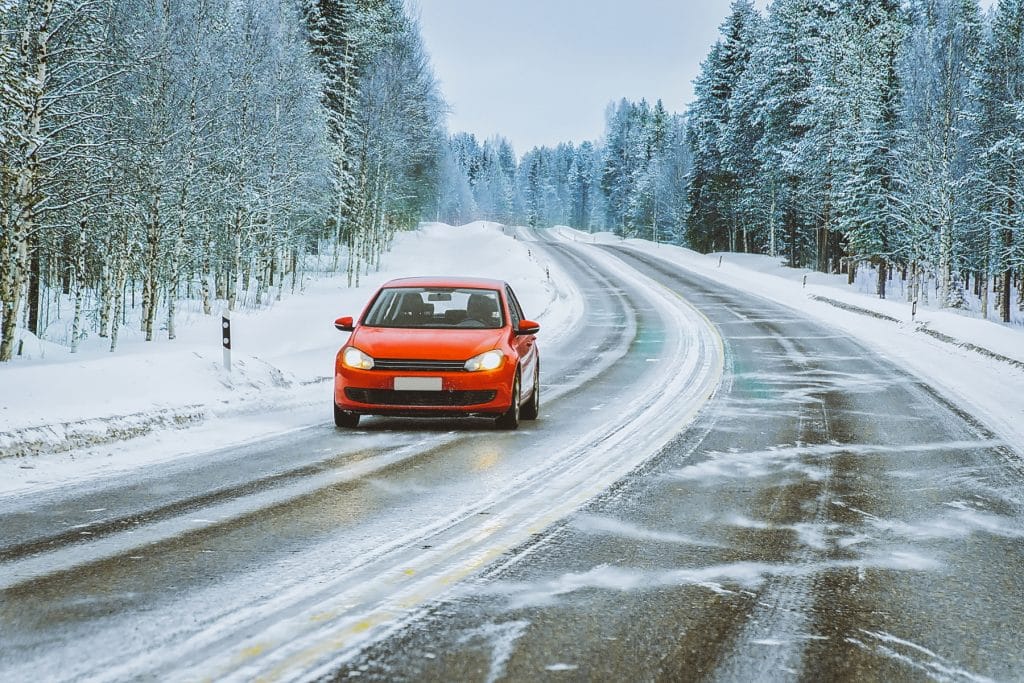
[331,245,1024,682]
[1,240,1022,682]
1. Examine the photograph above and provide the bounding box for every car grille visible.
[371,359,467,372]
[345,388,496,407]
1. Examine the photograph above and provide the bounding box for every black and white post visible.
[222,310,232,372]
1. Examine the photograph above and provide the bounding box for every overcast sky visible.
[415,1,996,155]
[414,1,760,154]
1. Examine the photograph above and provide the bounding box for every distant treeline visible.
[436,98,693,244]
[0,0,446,359]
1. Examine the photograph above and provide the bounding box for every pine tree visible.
[602,99,639,234]
[893,0,983,307]
[724,0,823,266]
[833,0,905,298]
[972,0,1024,322]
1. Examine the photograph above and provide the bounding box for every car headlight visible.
[343,347,375,370]
[464,349,504,372]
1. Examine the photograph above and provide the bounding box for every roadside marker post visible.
[222,310,232,372]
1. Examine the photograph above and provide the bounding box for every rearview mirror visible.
[516,320,540,336]
[334,316,354,332]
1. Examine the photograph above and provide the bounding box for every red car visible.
[333,277,541,429]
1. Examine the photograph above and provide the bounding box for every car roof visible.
[382,276,507,290]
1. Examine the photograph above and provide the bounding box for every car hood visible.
[351,327,506,361]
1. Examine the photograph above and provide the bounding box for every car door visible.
[505,285,538,394]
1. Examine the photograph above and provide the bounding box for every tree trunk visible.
[201,237,212,316]
[0,0,54,361]
[981,274,989,321]
[290,248,299,295]
[98,260,112,338]
[142,197,160,341]
[939,215,953,308]
[348,167,368,288]
[1011,268,1019,313]
[817,225,826,274]
[877,260,887,300]
[110,255,128,353]
[70,236,85,354]
[26,237,40,335]
[0,233,27,362]
[167,211,187,340]
[229,208,243,311]
[1001,228,1012,323]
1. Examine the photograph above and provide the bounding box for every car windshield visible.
[363,287,504,329]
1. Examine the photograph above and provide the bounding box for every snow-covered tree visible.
[892,0,983,307]
[0,0,445,360]
[972,0,1024,322]
[687,0,760,253]
[831,0,905,298]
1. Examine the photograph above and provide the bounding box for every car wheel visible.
[521,365,540,420]
[495,371,521,430]
[334,403,360,428]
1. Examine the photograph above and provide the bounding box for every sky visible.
[414,1,761,154]
[415,0,997,155]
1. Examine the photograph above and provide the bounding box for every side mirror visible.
[334,316,354,332]
[516,320,540,336]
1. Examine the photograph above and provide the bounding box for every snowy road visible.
[0,236,721,681]
[327,242,1024,682]
[1,234,1022,682]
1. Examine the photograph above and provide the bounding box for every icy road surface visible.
[1,233,1022,682]
[0,234,721,680]
[334,240,1024,682]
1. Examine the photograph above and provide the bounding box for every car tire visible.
[334,403,360,428]
[521,365,540,420]
[495,372,521,430]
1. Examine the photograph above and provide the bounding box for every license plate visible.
[394,377,443,391]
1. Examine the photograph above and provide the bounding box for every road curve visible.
[332,239,1024,682]
[0,237,721,681]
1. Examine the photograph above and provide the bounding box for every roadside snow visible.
[551,226,1024,459]
[0,222,580,468]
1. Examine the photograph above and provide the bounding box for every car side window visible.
[506,286,525,327]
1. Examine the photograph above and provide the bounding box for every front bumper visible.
[335,366,514,416]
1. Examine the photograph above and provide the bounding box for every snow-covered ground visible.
[553,226,1024,460]
[0,222,581,478]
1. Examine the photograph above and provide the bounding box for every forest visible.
[458,0,1022,322]
[4,0,1024,362]
[0,0,444,360]
[686,0,1024,322]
